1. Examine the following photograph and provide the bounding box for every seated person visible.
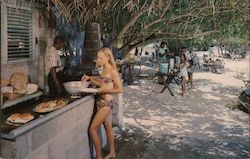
[156,42,166,62]
[211,58,225,73]
[213,58,224,68]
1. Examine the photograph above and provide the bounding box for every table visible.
[156,72,179,96]
[118,61,140,85]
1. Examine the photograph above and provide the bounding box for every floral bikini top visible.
[94,76,113,84]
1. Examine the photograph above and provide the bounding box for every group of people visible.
[155,42,195,96]
[202,53,225,73]
[178,50,195,96]
[45,36,122,159]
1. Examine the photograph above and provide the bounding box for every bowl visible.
[26,84,38,95]
[63,81,89,94]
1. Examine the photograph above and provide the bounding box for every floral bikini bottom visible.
[96,98,115,109]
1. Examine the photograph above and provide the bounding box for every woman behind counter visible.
[81,48,122,159]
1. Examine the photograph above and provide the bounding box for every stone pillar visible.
[112,93,124,128]
[84,22,103,71]
[112,75,124,128]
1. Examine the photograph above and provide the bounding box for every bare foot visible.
[104,152,116,159]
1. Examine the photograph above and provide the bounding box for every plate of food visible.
[80,88,98,93]
[33,99,68,113]
[7,113,34,124]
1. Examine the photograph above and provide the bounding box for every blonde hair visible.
[98,47,117,69]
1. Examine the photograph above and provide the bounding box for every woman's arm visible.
[81,75,102,86]
[98,70,123,94]
[90,76,102,86]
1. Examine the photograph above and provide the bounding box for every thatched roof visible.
[31,0,113,24]
[28,0,249,51]
[32,0,166,24]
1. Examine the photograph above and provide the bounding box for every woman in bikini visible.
[81,48,122,159]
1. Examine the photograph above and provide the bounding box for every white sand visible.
[120,53,249,157]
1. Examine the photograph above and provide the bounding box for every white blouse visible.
[45,46,62,75]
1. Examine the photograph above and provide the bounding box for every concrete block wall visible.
[1,5,56,90]
[1,97,94,159]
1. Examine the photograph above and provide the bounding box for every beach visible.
[114,53,249,159]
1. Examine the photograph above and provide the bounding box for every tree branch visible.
[109,4,151,47]
[120,29,219,55]
[144,0,172,29]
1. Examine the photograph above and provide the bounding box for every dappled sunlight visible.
[120,55,249,158]
[128,85,141,90]
[201,93,222,101]
[197,85,213,93]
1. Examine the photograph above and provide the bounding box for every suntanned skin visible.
[81,48,122,159]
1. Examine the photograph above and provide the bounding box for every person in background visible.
[203,54,208,63]
[134,47,139,56]
[193,53,200,69]
[187,60,195,89]
[82,48,122,159]
[175,52,180,66]
[45,35,65,97]
[133,47,141,62]
[184,48,192,61]
[152,52,155,61]
[212,58,225,73]
[179,53,189,96]
[156,41,166,62]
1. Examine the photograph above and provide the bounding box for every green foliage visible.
[29,0,249,53]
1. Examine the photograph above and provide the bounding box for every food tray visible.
[33,99,68,113]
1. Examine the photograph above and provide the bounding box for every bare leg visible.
[181,77,186,96]
[190,73,194,89]
[103,118,116,159]
[89,108,111,159]
[188,73,194,89]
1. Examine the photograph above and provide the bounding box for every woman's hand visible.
[98,87,104,93]
[81,75,91,81]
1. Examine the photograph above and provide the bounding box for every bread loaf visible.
[7,113,34,123]
[9,73,28,93]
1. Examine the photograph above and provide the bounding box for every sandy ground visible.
[113,53,250,159]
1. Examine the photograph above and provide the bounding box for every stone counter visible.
[1,95,94,159]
